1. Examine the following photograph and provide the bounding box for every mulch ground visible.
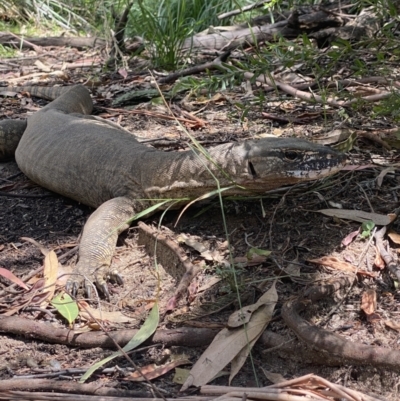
[0,43,400,400]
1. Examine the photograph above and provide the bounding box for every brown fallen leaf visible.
[78,301,137,324]
[21,236,50,256]
[374,246,385,270]
[318,209,394,225]
[366,312,381,324]
[261,368,286,384]
[308,256,378,278]
[342,164,377,171]
[388,230,400,245]
[283,257,300,277]
[233,255,267,267]
[41,250,58,307]
[377,167,395,187]
[2,279,48,316]
[177,233,226,262]
[360,289,381,324]
[385,320,400,332]
[230,282,278,384]
[341,229,360,247]
[0,267,29,290]
[124,358,191,381]
[361,289,376,315]
[228,285,277,328]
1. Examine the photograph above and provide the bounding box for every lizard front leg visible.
[0,119,27,161]
[66,196,136,300]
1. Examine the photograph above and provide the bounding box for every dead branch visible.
[0,33,106,49]
[281,278,400,371]
[218,1,272,20]
[0,379,149,398]
[0,315,218,348]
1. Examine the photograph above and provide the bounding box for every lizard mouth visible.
[290,152,348,178]
[247,152,347,180]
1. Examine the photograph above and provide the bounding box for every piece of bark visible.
[0,34,106,50]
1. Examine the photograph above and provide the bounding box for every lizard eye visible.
[284,151,299,161]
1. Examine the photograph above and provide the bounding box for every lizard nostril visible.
[248,161,257,177]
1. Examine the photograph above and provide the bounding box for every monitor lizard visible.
[0,85,347,299]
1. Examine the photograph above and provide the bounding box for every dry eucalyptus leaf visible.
[318,209,394,225]
[78,301,137,324]
[374,247,385,270]
[261,368,286,384]
[388,230,400,245]
[308,256,378,278]
[385,320,400,332]
[361,289,376,315]
[341,229,360,247]
[181,282,278,391]
[377,167,395,187]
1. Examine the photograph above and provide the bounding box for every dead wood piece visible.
[137,221,202,308]
[106,1,134,67]
[158,51,231,84]
[287,9,343,31]
[309,9,379,47]
[0,379,148,397]
[0,34,106,50]
[160,47,345,107]
[112,2,133,52]
[358,131,391,151]
[183,20,289,50]
[375,226,400,281]
[0,391,202,401]
[0,315,218,348]
[184,9,343,51]
[260,329,360,367]
[281,295,400,370]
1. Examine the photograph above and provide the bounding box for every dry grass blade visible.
[201,373,387,401]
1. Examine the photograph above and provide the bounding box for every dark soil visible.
[0,47,400,401]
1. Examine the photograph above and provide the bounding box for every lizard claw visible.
[65,279,80,298]
[97,282,111,302]
[65,271,121,302]
[110,270,124,286]
[84,282,92,300]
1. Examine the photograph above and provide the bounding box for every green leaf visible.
[80,302,159,383]
[51,293,79,325]
[247,247,272,259]
[360,220,375,238]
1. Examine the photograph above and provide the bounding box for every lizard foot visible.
[66,270,123,302]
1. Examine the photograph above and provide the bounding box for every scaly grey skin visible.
[0,85,347,300]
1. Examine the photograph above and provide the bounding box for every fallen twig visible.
[281,278,400,370]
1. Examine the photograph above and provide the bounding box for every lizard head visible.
[238,138,347,190]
